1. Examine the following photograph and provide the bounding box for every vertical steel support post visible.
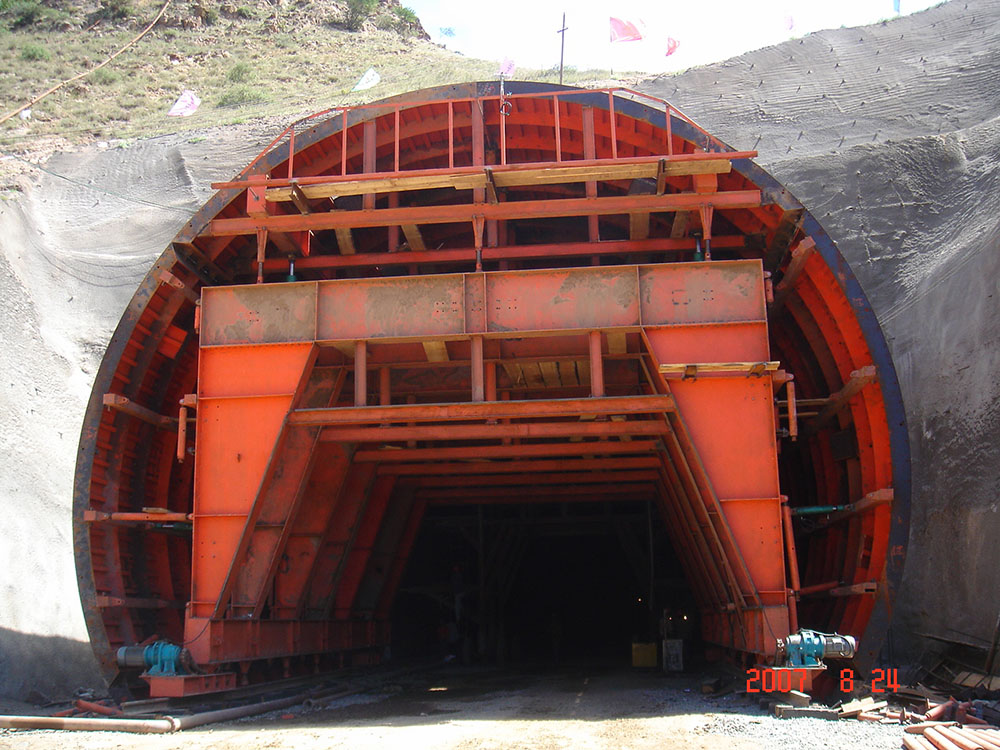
[354,340,367,407]
[471,336,485,402]
[782,501,801,633]
[589,331,605,398]
[379,367,390,406]
[485,362,497,402]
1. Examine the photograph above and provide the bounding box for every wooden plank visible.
[658,361,780,376]
[670,210,690,238]
[557,360,580,387]
[401,224,426,252]
[607,332,627,355]
[502,362,524,387]
[764,208,805,272]
[539,361,560,388]
[289,183,311,215]
[422,341,449,362]
[803,365,878,436]
[268,172,487,201]
[522,362,545,388]
[629,212,650,240]
[102,393,175,429]
[770,236,816,313]
[335,227,355,255]
[830,581,878,597]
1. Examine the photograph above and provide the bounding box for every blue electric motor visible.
[116,640,185,676]
[778,629,857,667]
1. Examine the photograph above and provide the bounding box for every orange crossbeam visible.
[290,395,675,426]
[205,190,762,237]
[354,440,662,462]
[318,419,670,443]
[379,457,661,475]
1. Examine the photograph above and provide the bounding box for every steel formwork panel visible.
[201,261,767,346]
[187,258,788,674]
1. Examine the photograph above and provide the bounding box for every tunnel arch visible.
[73,81,910,695]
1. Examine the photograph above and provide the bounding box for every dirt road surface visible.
[0,666,902,750]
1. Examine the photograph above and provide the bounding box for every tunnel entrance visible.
[76,83,907,699]
[393,500,696,667]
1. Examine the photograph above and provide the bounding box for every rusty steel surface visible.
[73,81,909,697]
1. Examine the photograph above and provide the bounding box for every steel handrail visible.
[238,87,732,183]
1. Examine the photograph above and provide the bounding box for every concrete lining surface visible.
[1,0,998,696]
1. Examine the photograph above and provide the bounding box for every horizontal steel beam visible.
[379,456,661,475]
[354,439,662,462]
[318,419,670,443]
[290,395,675,426]
[205,190,762,237]
[404,470,661,488]
[420,483,657,502]
[260,236,747,272]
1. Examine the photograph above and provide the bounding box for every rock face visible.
[0,0,996,697]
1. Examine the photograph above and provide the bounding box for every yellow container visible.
[631,642,658,668]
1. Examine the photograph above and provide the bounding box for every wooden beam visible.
[102,393,175,429]
[401,224,426,252]
[629,212,650,240]
[803,365,877,436]
[335,227,355,255]
[422,340,449,362]
[764,208,805,272]
[804,489,894,532]
[293,394,677,426]
[770,236,816,314]
[607,331,627,355]
[830,582,878,597]
[289,183,311,215]
[670,210,690,239]
[262,156,736,203]
[209,190,763,237]
[658,361,779,377]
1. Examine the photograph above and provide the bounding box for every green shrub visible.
[202,6,218,24]
[98,0,133,20]
[342,0,376,31]
[89,67,119,84]
[393,6,417,24]
[20,41,49,60]
[227,61,253,82]
[234,5,255,19]
[2,0,44,29]
[217,84,268,107]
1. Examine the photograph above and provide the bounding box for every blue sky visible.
[405,0,944,74]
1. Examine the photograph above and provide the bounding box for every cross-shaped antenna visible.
[557,13,568,85]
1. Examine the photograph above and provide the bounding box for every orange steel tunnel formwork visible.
[74,82,910,698]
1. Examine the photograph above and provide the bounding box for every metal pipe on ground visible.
[925,726,970,750]
[0,688,315,733]
[906,736,943,750]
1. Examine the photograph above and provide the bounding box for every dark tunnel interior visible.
[391,500,700,668]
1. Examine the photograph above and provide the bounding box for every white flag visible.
[352,68,381,92]
[167,90,201,117]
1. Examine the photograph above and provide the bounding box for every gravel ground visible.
[0,665,906,750]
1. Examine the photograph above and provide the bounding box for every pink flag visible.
[610,17,643,43]
[167,90,201,117]
[665,37,680,56]
[498,57,515,77]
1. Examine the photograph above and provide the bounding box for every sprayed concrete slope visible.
[0,0,997,696]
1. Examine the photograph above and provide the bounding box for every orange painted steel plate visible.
[201,261,768,346]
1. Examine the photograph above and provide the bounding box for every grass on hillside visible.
[0,1,628,149]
